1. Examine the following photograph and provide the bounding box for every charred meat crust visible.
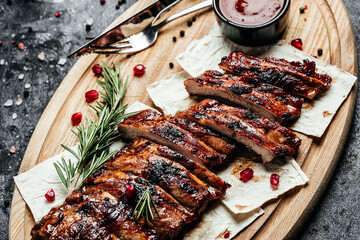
[32,171,194,240]
[122,109,237,156]
[111,137,230,198]
[118,114,227,168]
[107,148,213,213]
[178,99,301,163]
[166,114,237,155]
[185,70,303,122]
[219,51,332,99]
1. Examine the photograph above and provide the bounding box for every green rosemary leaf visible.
[54,162,68,190]
[134,188,160,223]
[54,63,139,191]
[60,144,79,160]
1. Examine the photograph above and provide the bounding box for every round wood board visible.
[9,0,357,239]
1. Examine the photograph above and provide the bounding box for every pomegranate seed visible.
[92,64,102,76]
[125,183,136,198]
[291,38,303,50]
[71,112,82,126]
[0,41,2,46]
[45,189,55,202]
[85,90,99,103]
[304,5,308,10]
[17,43,24,50]
[133,64,146,77]
[100,0,106,5]
[270,173,280,190]
[224,231,230,239]
[240,168,254,183]
[55,12,61,18]
[11,39,16,44]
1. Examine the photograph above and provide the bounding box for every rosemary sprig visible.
[54,63,137,190]
[134,187,160,223]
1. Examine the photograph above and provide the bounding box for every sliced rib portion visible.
[121,109,236,156]
[185,70,303,122]
[31,193,122,240]
[107,147,213,213]
[118,111,227,168]
[219,51,332,99]
[31,170,194,240]
[111,137,230,198]
[166,114,237,155]
[86,170,195,236]
[178,99,301,163]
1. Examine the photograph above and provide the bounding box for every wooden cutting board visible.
[9,0,357,239]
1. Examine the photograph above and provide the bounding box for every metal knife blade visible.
[68,0,181,58]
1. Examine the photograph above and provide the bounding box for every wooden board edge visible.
[283,1,358,238]
[8,0,358,239]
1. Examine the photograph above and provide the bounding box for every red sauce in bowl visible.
[219,0,284,26]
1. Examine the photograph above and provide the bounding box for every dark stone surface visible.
[0,0,359,239]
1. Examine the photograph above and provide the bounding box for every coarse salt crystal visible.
[10,146,16,154]
[0,59,5,65]
[38,52,45,61]
[12,113,17,119]
[18,73,25,80]
[25,83,31,89]
[4,99,13,107]
[16,98,23,105]
[87,18,94,25]
[58,58,67,66]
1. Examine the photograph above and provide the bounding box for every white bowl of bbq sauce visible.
[213,0,290,45]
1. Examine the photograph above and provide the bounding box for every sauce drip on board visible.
[219,0,284,26]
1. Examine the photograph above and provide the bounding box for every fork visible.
[92,0,212,55]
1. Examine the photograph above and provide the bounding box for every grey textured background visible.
[0,0,359,239]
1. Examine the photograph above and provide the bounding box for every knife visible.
[68,0,181,58]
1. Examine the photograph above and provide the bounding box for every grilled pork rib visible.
[178,99,301,163]
[31,171,194,240]
[166,114,237,155]
[219,51,332,99]
[107,148,213,213]
[118,112,227,168]
[185,70,304,122]
[112,138,230,198]
[120,109,236,156]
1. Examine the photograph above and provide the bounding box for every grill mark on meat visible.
[107,149,213,213]
[165,114,237,156]
[31,170,195,240]
[185,70,303,123]
[118,114,227,168]
[219,51,332,99]
[178,99,301,163]
[86,170,195,237]
[115,138,230,198]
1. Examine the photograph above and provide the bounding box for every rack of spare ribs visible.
[31,52,331,240]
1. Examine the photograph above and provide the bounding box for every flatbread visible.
[218,158,308,214]
[175,24,357,137]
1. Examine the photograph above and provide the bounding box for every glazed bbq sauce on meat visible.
[84,170,195,238]
[120,109,236,156]
[118,110,227,168]
[114,137,230,197]
[31,193,120,240]
[219,51,332,99]
[178,99,301,163]
[166,114,237,156]
[184,70,304,123]
[32,170,194,240]
[106,145,213,214]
